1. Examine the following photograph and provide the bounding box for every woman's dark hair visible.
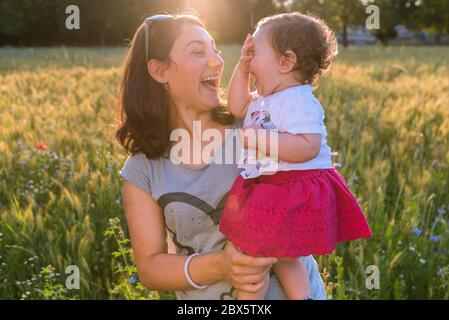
[256,12,339,86]
[116,14,234,159]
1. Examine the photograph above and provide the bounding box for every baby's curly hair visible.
[256,12,339,86]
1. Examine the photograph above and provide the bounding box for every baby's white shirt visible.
[238,84,333,179]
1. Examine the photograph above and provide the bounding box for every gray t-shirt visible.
[119,121,326,300]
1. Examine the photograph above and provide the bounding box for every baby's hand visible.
[236,34,254,75]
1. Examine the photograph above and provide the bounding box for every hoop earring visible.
[163,83,169,90]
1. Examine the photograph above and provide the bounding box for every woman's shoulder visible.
[122,152,173,179]
[126,151,170,165]
[122,152,161,170]
[126,151,147,161]
[119,152,158,195]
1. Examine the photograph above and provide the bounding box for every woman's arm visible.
[228,35,254,119]
[122,180,221,291]
[122,180,277,292]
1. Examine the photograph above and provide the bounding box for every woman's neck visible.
[168,102,230,168]
[169,103,217,137]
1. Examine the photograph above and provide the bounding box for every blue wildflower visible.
[412,228,422,236]
[429,235,439,242]
[128,274,137,284]
[437,208,446,215]
[436,268,443,276]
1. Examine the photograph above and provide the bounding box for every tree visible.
[251,0,279,26]
[0,0,62,46]
[368,0,419,46]
[406,0,449,41]
[291,0,366,48]
[0,0,28,41]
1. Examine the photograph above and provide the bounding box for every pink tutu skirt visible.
[219,169,372,258]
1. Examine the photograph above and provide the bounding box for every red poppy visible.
[36,141,47,151]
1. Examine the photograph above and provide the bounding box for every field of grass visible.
[0,45,448,299]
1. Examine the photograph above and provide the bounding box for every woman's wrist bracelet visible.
[184,253,208,290]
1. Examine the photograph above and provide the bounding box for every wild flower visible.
[35,141,47,151]
[129,274,137,284]
[429,235,439,242]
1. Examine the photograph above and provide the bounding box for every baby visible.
[219,12,372,300]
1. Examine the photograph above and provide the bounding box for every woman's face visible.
[165,24,224,112]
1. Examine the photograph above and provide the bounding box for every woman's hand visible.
[220,241,277,293]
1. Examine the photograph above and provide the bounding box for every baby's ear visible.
[278,50,297,74]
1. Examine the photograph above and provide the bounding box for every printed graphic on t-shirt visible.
[241,110,278,179]
[156,191,236,300]
[251,110,277,130]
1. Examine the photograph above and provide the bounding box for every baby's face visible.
[249,27,283,97]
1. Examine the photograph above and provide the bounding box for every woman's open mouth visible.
[200,75,219,92]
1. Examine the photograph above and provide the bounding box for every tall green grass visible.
[0,46,448,299]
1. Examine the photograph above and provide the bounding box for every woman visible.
[116,13,326,300]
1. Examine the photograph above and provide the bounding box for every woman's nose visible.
[208,51,224,69]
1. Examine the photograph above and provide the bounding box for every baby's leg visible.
[272,257,311,300]
[236,271,270,300]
